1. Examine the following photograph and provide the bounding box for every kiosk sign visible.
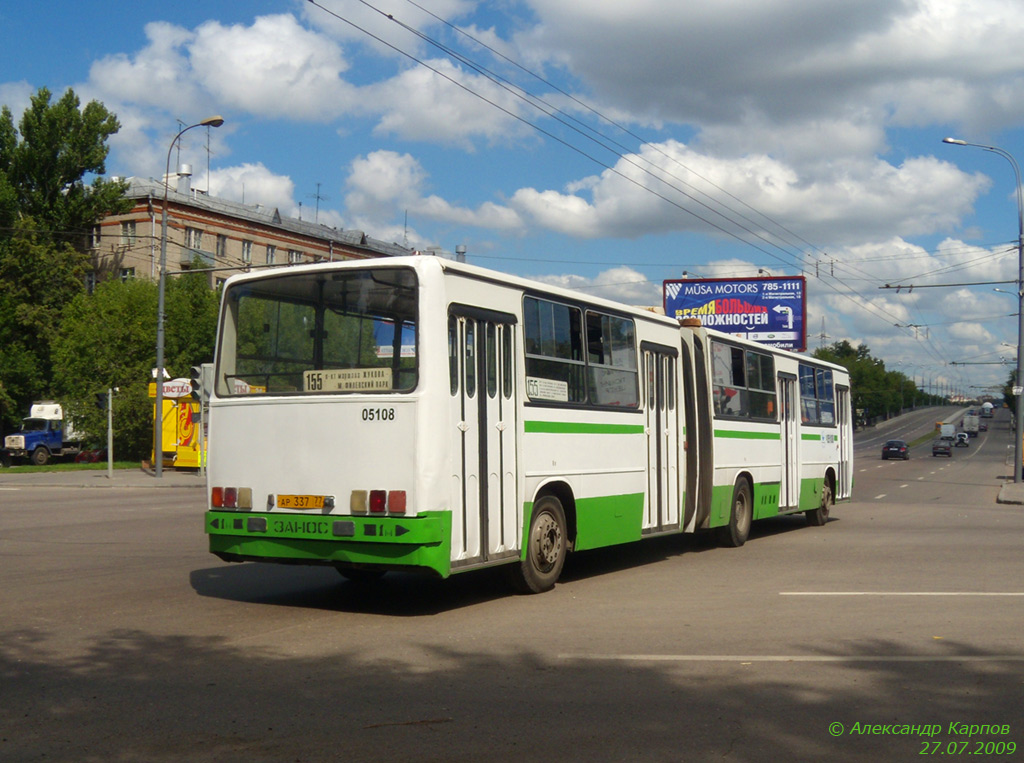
[663,275,807,351]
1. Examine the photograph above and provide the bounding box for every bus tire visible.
[509,495,567,594]
[31,447,49,466]
[717,478,752,548]
[806,479,832,527]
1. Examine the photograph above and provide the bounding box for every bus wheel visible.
[718,478,752,548]
[509,495,567,594]
[806,480,832,527]
[31,447,49,466]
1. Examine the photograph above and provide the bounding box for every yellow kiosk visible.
[149,378,205,469]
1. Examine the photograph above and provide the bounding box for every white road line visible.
[781,592,1024,596]
[900,484,908,488]
[557,654,1024,663]
[874,494,886,500]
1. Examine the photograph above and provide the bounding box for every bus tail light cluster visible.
[350,489,407,515]
[211,486,253,510]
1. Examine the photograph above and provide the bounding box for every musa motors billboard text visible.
[663,276,806,351]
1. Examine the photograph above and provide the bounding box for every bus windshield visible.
[216,267,418,396]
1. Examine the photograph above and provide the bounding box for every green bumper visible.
[206,510,452,577]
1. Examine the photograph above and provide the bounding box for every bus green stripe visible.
[801,433,822,441]
[714,429,781,440]
[524,421,645,435]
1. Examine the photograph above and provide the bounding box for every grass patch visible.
[1,460,140,473]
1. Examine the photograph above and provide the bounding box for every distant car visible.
[932,439,953,457]
[74,447,107,463]
[980,422,988,432]
[955,432,969,447]
[882,439,910,460]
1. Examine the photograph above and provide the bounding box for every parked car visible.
[955,432,969,447]
[932,439,953,457]
[882,439,910,460]
[74,446,108,463]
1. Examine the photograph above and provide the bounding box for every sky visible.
[3,0,1024,399]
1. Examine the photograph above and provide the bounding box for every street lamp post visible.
[943,137,1024,483]
[155,116,224,478]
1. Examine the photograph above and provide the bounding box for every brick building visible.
[90,171,409,288]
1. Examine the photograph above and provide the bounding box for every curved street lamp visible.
[155,116,224,478]
[943,137,1024,482]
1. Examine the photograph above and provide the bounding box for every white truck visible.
[2,402,83,465]
[939,423,956,440]
[962,413,980,437]
[981,402,994,418]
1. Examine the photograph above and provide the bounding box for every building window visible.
[120,221,136,245]
[85,272,97,294]
[91,226,102,249]
[185,227,203,251]
[241,240,253,264]
[267,244,276,265]
[216,234,228,260]
[288,249,303,264]
[119,267,135,282]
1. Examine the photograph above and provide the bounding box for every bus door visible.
[778,373,799,509]
[642,344,679,533]
[449,307,519,565]
[836,385,853,500]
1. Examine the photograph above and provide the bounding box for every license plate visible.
[276,494,326,510]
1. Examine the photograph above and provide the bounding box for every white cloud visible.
[189,15,356,120]
[208,162,297,214]
[345,150,523,231]
[529,265,662,306]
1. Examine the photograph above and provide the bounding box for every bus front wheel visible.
[509,495,567,594]
[718,478,752,548]
[806,480,832,527]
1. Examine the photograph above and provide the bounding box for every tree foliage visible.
[0,86,131,431]
[814,339,940,423]
[51,272,220,459]
[0,87,130,248]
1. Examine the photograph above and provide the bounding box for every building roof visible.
[123,176,410,258]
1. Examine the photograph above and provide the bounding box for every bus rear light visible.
[369,490,387,513]
[350,489,408,514]
[388,490,407,514]
[211,486,252,510]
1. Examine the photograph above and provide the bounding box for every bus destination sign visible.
[662,275,807,352]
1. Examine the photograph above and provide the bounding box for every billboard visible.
[663,275,807,351]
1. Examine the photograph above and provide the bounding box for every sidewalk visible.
[0,466,205,489]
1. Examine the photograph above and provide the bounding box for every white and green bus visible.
[205,256,852,592]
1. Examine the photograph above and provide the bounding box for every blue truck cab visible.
[3,402,81,466]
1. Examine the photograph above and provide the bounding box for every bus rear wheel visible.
[509,495,567,594]
[717,478,752,548]
[806,479,832,527]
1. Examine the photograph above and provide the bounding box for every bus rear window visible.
[216,268,418,396]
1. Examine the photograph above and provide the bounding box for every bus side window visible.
[465,319,476,398]
[448,315,459,396]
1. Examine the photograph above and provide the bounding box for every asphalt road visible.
[2,407,1022,761]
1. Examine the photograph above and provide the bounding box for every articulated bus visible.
[205,256,852,592]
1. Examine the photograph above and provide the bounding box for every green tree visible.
[0,219,90,428]
[51,272,220,459]
[0,86,131,430]
[0,87,130,249]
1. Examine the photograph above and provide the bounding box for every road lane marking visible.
[874,494,886,500]
[558,654,1024,663]
[781,592,1024,596]
[900,484,908,488]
